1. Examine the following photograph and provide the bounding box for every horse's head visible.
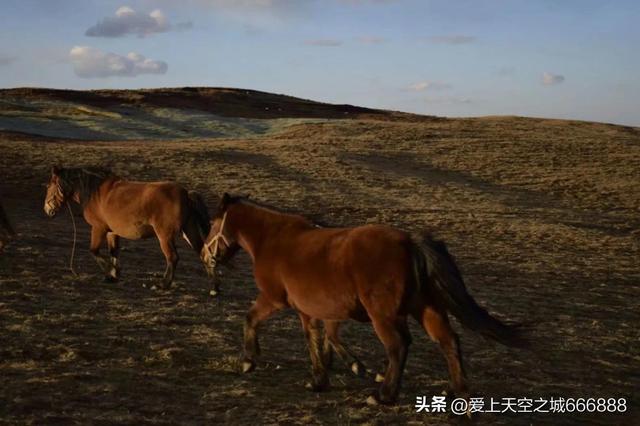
[44,166,70,217]
[201,193,240,276]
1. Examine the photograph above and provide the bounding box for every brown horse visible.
[44,166,213,290]
[202,194,526,404]
[0,195,16,253]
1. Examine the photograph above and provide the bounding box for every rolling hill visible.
[0,87,638,425]
[0,87,423,140]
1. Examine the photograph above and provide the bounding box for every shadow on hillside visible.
[342,152,638,236]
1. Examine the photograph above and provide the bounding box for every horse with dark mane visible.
[44,166,213,290]
[202,194,527,405]
[0,195,16,253]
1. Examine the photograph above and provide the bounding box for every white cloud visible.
[85,6,188,37]
[407,81,452,92]
[69,46,168,78]
[425,96,472,104]
[304,39,343,46]
[421,35,476,45]
[542,72,565,86]
[356,36,387,44]
[0,55,17,66]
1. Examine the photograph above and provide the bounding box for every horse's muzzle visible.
[201,251,216,277]
[205,261,216,278]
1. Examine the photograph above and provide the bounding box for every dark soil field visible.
[1,89,639,425]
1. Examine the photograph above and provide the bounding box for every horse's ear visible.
[217,192,231,209]
[51,165,61,176]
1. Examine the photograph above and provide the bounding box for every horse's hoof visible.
[150,285,158,291]
[103,276,118,283]
[209,289,219,297]
[304,379,329,392]
[366,395,379,406]
[373,391,396,405]
[375,373,385,383]
[351,362,366,377]
[241,360,255,373]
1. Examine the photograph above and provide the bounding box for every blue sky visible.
[1,0,638,125]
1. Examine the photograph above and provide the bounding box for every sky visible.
[0,0,638,126]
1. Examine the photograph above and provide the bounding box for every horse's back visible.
[341,224,413,282]
[95,179,189,239]
[271,223,413,320]
[107,180,187,209]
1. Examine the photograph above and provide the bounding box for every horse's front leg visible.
[241,293,279,373]
[300,313,329,392]
[157,232,178,289]
[89,226,111,281]
[106,232,121,282]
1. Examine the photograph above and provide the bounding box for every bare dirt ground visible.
[1,115,639,425]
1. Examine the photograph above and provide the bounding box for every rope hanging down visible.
[66,201,78,276]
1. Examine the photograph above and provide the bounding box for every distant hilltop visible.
[2,87,634,142]
[0,87,422,121]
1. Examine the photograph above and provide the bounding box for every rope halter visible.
[45,182,65,215]
[203,212,229,267]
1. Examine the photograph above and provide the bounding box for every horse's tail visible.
[0,198,16,236]
[411,233,528,348]
[186,191,211,238]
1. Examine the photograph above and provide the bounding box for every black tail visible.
[0,198,16,236]
[186,191,211,238]
[413,233,528,348]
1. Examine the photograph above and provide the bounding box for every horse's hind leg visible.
[300,313,329,392]
[89,226,111,280]
[105,232,120,282]
[369,316,411,404]
[157,234,178,289]
[241,293,279,373]
[414,305,468,398]
[322,320,366,377]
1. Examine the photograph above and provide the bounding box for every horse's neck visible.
[231,203,302,259]
[75,176,115,208]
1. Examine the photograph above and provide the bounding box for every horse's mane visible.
[227,196,297,217]
[0,197,16,236]
[225,196,325,227]
[57,167,116,206]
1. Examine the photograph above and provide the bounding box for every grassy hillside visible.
[0,87,422,140]
[0,88,638,425]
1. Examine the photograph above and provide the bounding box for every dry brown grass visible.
[1,110,639,425]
